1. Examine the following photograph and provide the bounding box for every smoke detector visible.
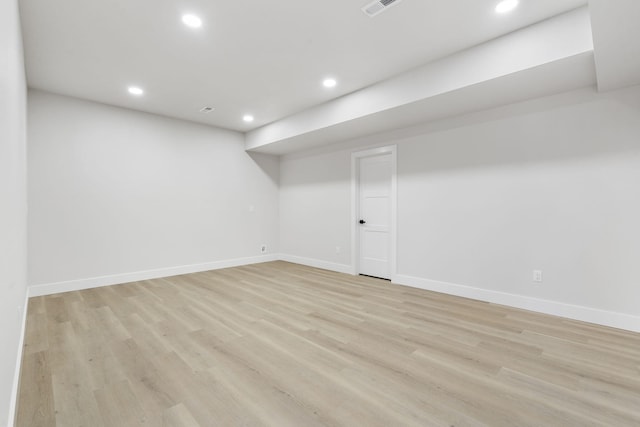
[362,0,403,17]
[199,106,215,113]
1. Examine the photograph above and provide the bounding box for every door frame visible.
[351,145,397,279]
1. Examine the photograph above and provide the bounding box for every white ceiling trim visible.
[246,7,594,154]
[249,52,596,155]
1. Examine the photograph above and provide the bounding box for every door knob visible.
[359,219,366,224]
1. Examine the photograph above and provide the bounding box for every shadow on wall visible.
[399,84,640,176]
[247,152,280,186]
[277,84,640,185]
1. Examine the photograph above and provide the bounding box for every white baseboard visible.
[393,274,640,333]
[7,290,29,427]
[278,254,354,275]
[28,254,279,297]
[25,256,640,333]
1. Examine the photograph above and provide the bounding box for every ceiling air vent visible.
[199,106,215,113]
[362,0,403,17]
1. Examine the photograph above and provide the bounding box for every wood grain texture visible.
[16,261,640,426]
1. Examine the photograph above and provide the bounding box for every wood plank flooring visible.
[16,261,640,426]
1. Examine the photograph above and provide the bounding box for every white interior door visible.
[358,153,392,279]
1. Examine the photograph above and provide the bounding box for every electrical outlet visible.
[336,246,341,254]
[260,244,267,254]
[533,270,543,283]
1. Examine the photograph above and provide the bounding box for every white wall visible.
[28,91,279,288]
[280,149,352,271]
[0,0,28,424]
[280,85,640,330]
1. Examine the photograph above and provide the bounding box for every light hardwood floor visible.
[16,261,640,426]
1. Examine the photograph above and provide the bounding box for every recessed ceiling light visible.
[127,86,144,96]
[182,14,202,28]
[495,0,519,14]
[323,78,337,88]
[243,114,254,123]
